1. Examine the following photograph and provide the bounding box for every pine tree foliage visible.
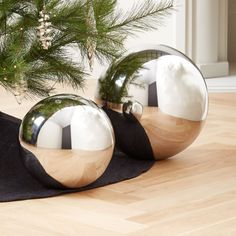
[99,53,147,104]
[0,0,173,99]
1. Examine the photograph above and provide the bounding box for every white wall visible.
[228,0,236,62]
[174,0,229,78]
[118,0,175,48]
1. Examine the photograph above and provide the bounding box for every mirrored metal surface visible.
[123,100,143,121]
[96,45,208,160]
[19,94,115,188]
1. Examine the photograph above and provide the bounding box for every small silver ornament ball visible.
[19,94,115,188]
[123,100,143,121]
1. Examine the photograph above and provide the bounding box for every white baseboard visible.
[198,61,229,78]
[207,86,236,93]
[206,77,236,93]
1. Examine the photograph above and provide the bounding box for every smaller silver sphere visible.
[19,94,115,188]
[123,100,143,121]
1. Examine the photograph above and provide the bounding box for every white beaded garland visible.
[37,6,52,50]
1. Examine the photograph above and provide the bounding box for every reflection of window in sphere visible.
[140,55,208,160]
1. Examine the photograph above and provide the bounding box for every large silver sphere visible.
[19,94,115,188]
[96,45,208,160]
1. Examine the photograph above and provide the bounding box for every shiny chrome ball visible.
[96,45,208,160]
[19,94,115,188]
[123,100,143,121]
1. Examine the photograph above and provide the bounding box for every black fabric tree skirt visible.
[0,112,155,202]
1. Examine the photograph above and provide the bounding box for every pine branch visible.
[109,0,174,33]
[0,0,174,99]
[24,78,52,98]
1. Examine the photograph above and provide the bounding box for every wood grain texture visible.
[1,90,236,236]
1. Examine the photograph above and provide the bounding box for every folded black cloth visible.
[0,112,154,202]
[103,107,154,160]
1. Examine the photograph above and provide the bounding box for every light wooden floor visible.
[1,90,236,236]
